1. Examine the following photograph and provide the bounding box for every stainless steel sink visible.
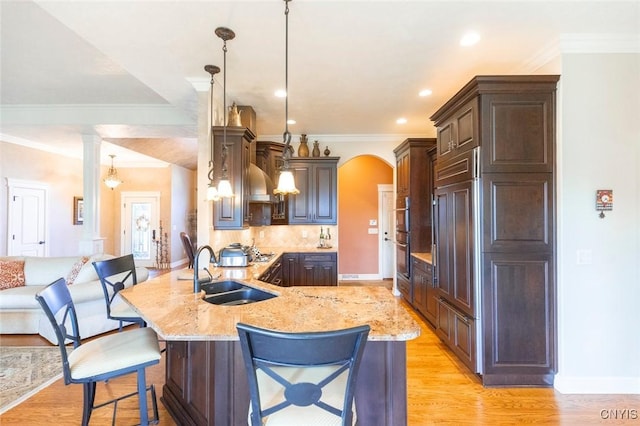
[201,281,277,306]
[201,280,244,295]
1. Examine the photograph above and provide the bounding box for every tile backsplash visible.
[208,225,337,251]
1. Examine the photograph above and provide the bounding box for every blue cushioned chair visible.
[35,278,161,426]
[93,254,146,330]
[236,322,370,426]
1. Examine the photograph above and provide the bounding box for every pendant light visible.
[204,64,221,201]
[274,0,300,195]
[215,26,235,198]
[104,154,123,190]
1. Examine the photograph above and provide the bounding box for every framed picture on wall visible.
[73,196,84,225]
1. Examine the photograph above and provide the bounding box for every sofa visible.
[0,254,149,344]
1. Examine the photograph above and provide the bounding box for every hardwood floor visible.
[2,285,638,425]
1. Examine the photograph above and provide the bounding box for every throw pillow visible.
[0,260,26,290]
[66,256,90,285]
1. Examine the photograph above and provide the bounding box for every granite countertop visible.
[119,253,420,343]
[411,252,433,264]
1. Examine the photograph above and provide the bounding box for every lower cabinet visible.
[163,340,409,425]
[436,298,476,372]
[411,257,437,326]
[258,256,283,286]
[280,252,337,287]
[397,273,411,304]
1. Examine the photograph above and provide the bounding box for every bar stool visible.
[236,322,370,426]
[35,278,161,425]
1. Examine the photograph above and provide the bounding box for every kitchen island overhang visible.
[120,269,420,425]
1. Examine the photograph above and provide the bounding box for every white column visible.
[79,134,105,255]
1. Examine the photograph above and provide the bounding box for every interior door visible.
[6,179,48,256]
[379,185,394,279]
[121,192,160,268]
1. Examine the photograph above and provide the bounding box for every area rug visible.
[0,346,65,414]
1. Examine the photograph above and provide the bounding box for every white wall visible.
[555,52,640,393]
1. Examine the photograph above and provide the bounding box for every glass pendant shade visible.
[274,170,299,195]
[217,178,234,198]
[206,183,219,201]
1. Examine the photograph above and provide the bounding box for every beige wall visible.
[0,141,196,263]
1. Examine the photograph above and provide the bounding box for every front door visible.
[121,192,160,268]
[6,179,48,256]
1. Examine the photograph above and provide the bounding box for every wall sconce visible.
[104,154,122,190]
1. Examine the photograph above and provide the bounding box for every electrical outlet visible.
[259,231,265,239]
[302,230,308,238]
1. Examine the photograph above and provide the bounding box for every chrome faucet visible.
[193,245,218,293]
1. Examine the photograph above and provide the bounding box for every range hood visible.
[247,163,277,203]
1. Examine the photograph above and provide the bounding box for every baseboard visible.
[338,273,384,281]
[554,374,640,394]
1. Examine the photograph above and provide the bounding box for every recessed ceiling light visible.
[396,118,407,125]
[460,31,480,47]
[287,119,296,125]
[275,89,287,98]
[419,89,432,97]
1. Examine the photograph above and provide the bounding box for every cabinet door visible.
[396,150,410,196]
[165,341,187,400]
[481,252,555,385]
[281,253,299,286]
[288,164,312,224]
[312,163,337,224]
[436,99,477,164]
[434,181,475,317]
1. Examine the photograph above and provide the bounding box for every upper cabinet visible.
[436,99,478,162]
[288,157,339,225]
[213,126,254,230]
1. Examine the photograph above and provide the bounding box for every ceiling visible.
[1,1,638,170]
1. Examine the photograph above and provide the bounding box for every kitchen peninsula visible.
[120,257,420,426]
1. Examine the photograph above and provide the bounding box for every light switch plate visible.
[369,219,377,226]
[368,228,379,234]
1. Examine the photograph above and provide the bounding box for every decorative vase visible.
[312,141,320,157]
[298,134,309,157]
[324,146,331,156]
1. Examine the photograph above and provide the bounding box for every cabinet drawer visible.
[301,253,336,263]
[435,149,476,186]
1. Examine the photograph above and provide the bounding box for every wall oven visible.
[396,230,409,278]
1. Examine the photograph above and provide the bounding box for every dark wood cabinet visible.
[280,252,337,287]
[430,75,559,386]
[393,139,436,306]
[435,298,476,372]
[299,252,337,286]
[288,158,338,225]
[257,256,283,286]
[163,340,408,425]
[397,273,411,303]
[436,98,478,162]
[433,181,476,317]
[212,127,254,230]
[411,257,436,326]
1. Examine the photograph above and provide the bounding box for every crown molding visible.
[518,33,640,73]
